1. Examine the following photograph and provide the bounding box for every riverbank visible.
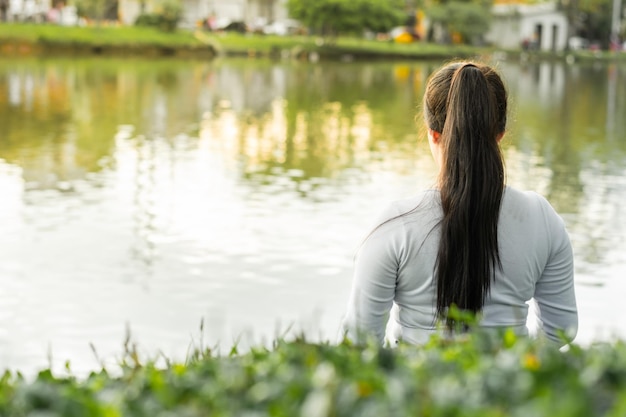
[0,24,216,58]
[0,23,483,60]
[1,330,625,416]
[2,23,624,62]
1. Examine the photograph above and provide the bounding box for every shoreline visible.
[0,40,217,58]
[1,24,625,62]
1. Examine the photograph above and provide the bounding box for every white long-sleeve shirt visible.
[343,186,578,345]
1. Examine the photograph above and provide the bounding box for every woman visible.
[342,61,578,346]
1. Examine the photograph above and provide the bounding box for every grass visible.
[210,32,485,59]
[2,328,626,416]
[0,23,203,46]
[0,23,213,57]
[0,23,491,60]
[1,23,624,61]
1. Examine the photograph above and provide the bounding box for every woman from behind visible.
[342,61,577,346]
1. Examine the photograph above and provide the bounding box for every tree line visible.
[286,0,624,48]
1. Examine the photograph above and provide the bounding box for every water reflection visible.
[0,57,625,373]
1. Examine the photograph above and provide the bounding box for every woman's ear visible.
[496,131,505,143]
[428,128,441,144]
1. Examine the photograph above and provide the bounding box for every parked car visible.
[210,17,247,33]
[568,36,589,51]
[58,5,85,26]
[249,17,268,34]
[222,21,247,33]
[262,19,304,36]
[389,26,419,43]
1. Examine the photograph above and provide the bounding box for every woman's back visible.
[347,186,577,345]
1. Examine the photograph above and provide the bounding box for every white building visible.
[118,0,289,29]
[183,0,288,28]
[485,2,569,52]
[6,0,47,22]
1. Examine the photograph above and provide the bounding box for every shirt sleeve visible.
[533,198,578,344]
[341,206,403,345]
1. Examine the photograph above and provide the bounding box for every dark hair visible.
[423,62,508,328]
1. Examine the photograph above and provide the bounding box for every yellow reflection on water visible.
[200,95,432,184]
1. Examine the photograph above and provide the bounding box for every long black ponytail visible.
[424,62,508,328]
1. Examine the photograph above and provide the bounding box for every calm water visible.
[0,57,625,374]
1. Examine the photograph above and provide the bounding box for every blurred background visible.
[1,0,624,52]
[0,0,625,376]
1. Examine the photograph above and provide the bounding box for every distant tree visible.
[426,0,492,45]
[569,0,621,48]
[134,0,183,32]
[286,0,406,37]
[75,0,115,22]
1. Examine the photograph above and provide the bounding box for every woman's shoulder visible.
[370,190,441,229]
[386,189,440,217]
[502,186,564,226]
[504,186,556,209]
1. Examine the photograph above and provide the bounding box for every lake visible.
[0,56,625,375]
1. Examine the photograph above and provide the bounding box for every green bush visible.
[287,0,406,37]
[427,1,492,45]
[134,0,182,32]
[1,329,626,416]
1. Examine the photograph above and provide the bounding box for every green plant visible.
[135,0,182,32]
[287,0,406,37]
[1,328,626,416]
[427,0,492,45]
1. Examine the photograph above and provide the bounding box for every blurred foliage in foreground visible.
[1,328,626,417]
